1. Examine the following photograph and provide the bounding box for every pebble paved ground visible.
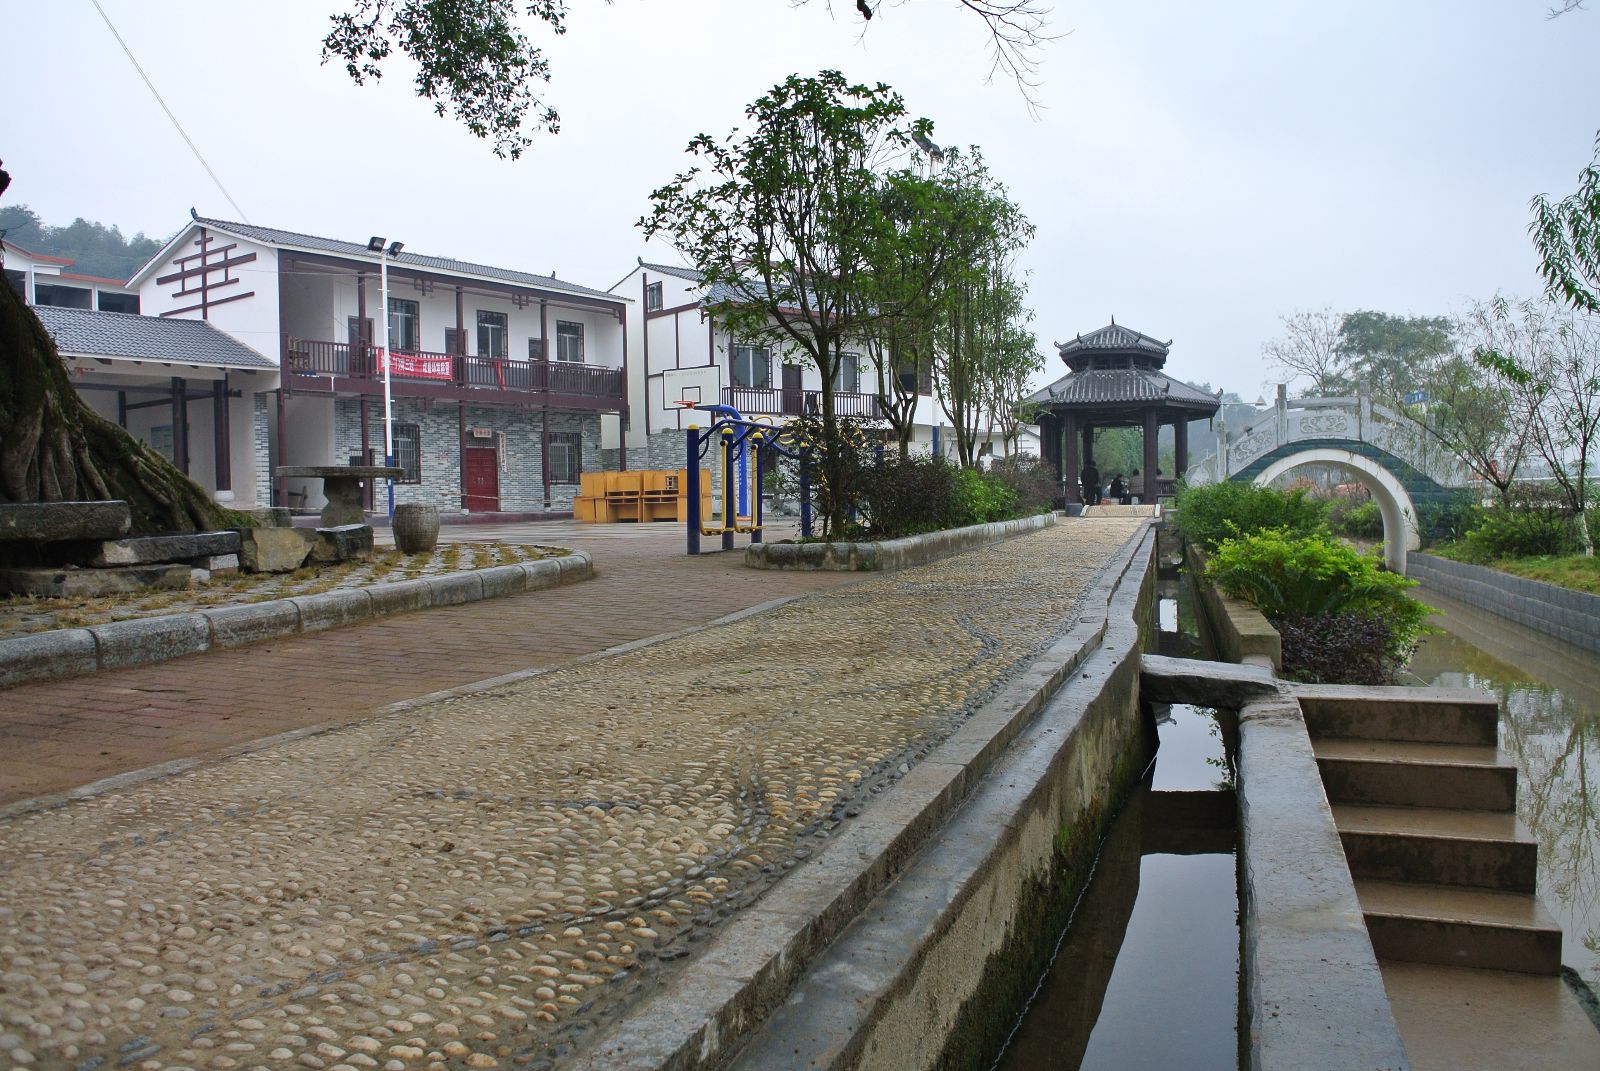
[0,518,1142,1071]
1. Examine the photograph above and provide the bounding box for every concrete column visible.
[1142,408,1160,503]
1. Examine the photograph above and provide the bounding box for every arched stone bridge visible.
[1188,385,1469,572]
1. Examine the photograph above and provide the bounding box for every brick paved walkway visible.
[0,520,845,807]
[0,518,1143,1071]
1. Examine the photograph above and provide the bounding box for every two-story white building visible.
[4,238,141,313]
[106,214,631,515]
[610,260,1037,470]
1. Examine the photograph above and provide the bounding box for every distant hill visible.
[0,204,164,282]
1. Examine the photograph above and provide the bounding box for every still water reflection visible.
[1405,589,1600,994]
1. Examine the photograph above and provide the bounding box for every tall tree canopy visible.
[0,204,162,281]
[323,1,1054,157]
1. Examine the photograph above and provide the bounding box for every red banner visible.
[380,349,454,381]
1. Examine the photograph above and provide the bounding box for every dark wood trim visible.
[117,390,127,428]
[156,250,256,285]
[174,274,242,299]
[159,289,254,317]
[213,377,232,491]
[645,300,700,320]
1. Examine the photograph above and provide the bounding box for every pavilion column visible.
[1081,424,1095,466]
[1063,410,1081,505]
[1142,408,1160,503]
[1039,414,1057,480]
[1174,417,1189,479]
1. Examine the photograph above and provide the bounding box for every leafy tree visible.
[0,204,162,281]
[1531,128,1600,314]
[0,163,246,532]
[643,71,921,535]
[324,0,1054,158]
[1475,299,1600,556]
[1336,310,1455,403]
[1262,308,1347,396]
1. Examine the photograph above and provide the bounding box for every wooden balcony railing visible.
[284,338,624,403]
[723,386,879,418]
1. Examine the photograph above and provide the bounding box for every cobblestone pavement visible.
[0,544,567,640]
[0,518,1143,1071]
[0,521,830,807]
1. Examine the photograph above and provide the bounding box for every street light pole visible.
[369,236,404,518]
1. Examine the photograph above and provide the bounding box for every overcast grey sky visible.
[4,1,1597,397]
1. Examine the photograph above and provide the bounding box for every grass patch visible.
[1430,544,1600,595]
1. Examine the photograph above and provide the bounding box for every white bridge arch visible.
[1190,384,1469,573]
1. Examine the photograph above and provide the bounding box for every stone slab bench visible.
[0,551,593,689]
[90,530,240,567]
[744,512,1056,572]
[0,501,130,543]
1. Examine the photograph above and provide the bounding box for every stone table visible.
[275,465,403,526]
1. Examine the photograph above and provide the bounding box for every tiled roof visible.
[35,306,276,370]
[637,260,704,283]
[1025,369,1221,411]
[1057,321,1172,360]
[188,217,623,303]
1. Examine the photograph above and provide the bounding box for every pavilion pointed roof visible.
[1024,320,1219,422]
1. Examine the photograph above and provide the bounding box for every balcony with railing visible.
[722,386,879,418]
[284,337,625,407]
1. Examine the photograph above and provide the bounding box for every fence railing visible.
[284,338,624,401]
[722,386,879,418]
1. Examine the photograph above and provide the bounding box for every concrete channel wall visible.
[1184,543,1282,671]
[1407,552,1600,655]
[577,524,1156,1071]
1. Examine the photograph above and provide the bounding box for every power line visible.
[88,0,251,223]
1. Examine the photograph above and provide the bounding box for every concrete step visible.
[1333,803,1538,893]
[1355,878,1562,975]
[1314,738,1517,812]
[1297,686,1499,746]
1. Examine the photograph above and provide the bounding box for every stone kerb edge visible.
[577,522,1153,1071]
[1408,552,1600,655]
[743,511,1057,572]
[0,550,594,688]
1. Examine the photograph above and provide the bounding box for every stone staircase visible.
[1299,690,1562,976]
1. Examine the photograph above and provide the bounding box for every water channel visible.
[1403,586,1600,996]
[991,580,1242,1070]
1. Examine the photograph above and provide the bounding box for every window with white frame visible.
[388,298,419,353]
[556,320,585,363]
[646,281,663,311]
[548,431,582,484]
[477,310,508,359]
[833,351,861,394]
[730,344,771,389]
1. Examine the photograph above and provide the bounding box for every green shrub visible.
[954,467,1017,526]
[1462,507,1577,561]
[987,454,1057,515]
[1276,611,1409,685]
[857,454,963,538]
[1206,528,1431,681]
[1330,498,1383,539]
[1174,480,1328,551]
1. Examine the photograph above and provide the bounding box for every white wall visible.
[136,227,282,362]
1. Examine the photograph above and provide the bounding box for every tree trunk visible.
[0,248,249,535]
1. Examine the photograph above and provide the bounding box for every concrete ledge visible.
[1186,542,1283,670]
[579,522,1153,1070]
[291,588,374,633]
[1408,552,1600,654]
[1237,696,1411,1070]
[204,601,303,649]
[91,614,212,671]
[743,512,1056,572]
[0,551,593,688]
[0,629,98,688]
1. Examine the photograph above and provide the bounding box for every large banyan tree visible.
[0,164,245,534]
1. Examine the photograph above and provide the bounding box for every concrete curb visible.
[1185,542,1282,670]
[1408,552,1600,655]
[0,550,593,689]
[579,522,1155,1070]
[743,511,1056,571]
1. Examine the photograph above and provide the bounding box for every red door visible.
[463,446,499,512]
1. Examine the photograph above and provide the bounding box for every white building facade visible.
[116,216,632,515]
[611,261,1036,470]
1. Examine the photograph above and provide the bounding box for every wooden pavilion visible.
[1025,321,1221,505]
